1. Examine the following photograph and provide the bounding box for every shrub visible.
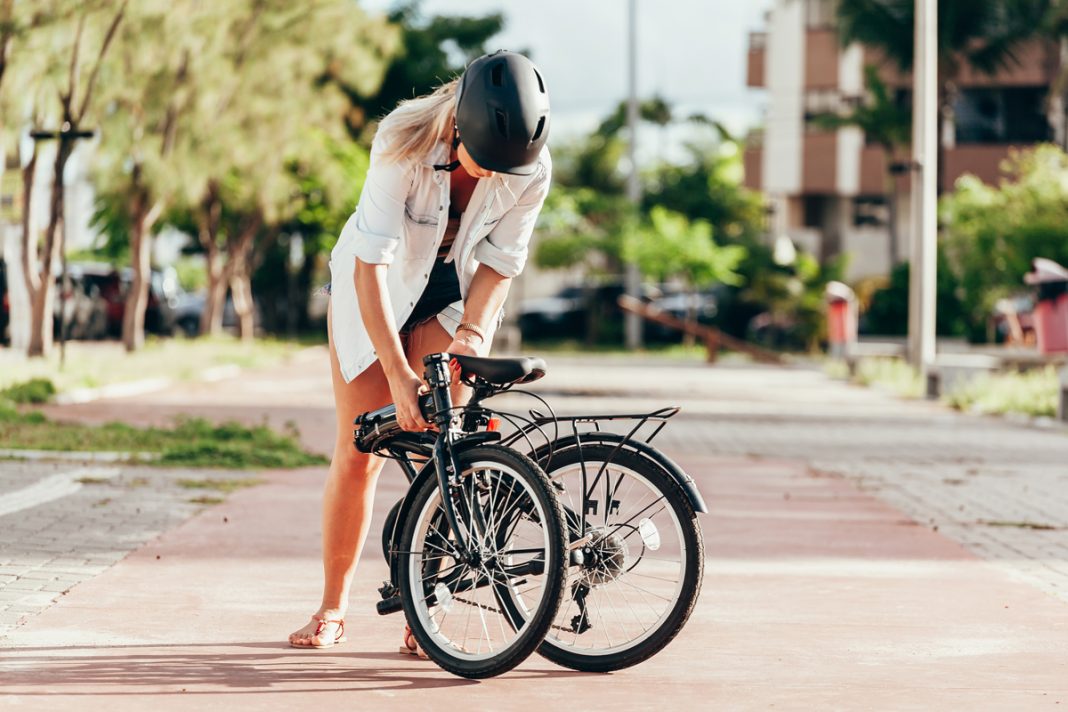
[0,378,57,404]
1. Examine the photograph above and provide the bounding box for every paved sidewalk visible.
[2,351,1066,709]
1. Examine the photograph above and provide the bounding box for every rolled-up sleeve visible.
[474,152,552,278]
[334,133,415,265]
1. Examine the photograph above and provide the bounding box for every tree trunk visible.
[122,191,152,352]
[228,216,260,342]
[197,185,225,336]
[28,138,73,357]
[7,142,38,353]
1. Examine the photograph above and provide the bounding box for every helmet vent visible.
[491,62,505,87]
[494,109,509,137]
[533,68,545,93]
[531,116,546,142]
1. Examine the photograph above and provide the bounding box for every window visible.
[955,87,1051,144]
[853,197,889,227]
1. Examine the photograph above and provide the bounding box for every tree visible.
[332,2,504,139]
[835,0,1050,189]
[623,206,745,344]
[18,0,126,357]
[92,0,200,351]
[166,1,396,339]
[813,65,911,267]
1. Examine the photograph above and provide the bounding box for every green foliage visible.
[0,410,327,469]
[852,357,924,399]
[943,366,1060,417]
[343,3,503,137]
[863,258,969,337]
[835,0,1049,76]
[623,207,745,289]
[811,65,910,151]
[940,145,1068,340]
[1,378,57,404]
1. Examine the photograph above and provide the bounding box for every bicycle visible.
[354,352,567,679]
[367,354,707,674]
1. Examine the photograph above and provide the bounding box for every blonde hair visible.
[376,78,460,163]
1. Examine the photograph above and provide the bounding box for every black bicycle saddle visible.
[450,354,547,385]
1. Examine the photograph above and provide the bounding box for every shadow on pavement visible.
[2,642,589,694]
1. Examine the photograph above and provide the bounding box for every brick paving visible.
[0,461,264,638]
[2,351,1068,707]
[518,358,1068,603]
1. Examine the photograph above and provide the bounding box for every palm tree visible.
[813,65,911,266]
[835,0,1051,190]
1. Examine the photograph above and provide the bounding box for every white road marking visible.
[0,468,121,518]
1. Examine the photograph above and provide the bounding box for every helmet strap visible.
[433,126,462,172]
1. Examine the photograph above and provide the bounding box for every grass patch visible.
[177,477,262,493]
[188,495,225,505]
[0,411,327,470]
[1,378,57,404]
[943,367,1059,418]
[851,357,923,398]
[0,336,308,394]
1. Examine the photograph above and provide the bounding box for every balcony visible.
[743,146,763,190]
[802,132,838,193]
[747,32,766,88]
[805,28,839,90]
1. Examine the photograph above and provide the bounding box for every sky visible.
[362,0,776,142]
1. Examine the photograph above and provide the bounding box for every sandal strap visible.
[313,617,345,642]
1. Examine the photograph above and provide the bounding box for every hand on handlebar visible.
[388,368,434,432]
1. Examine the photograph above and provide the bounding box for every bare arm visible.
[354,259,432,431]
[450,263,512,356]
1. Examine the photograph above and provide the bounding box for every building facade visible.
[745,0,1061,280]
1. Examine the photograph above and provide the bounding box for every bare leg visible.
[290,302,392,646]
[289,313,488,647]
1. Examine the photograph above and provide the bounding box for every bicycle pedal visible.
[376,595,403,616]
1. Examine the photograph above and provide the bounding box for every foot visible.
[289,611,346,648]
[399,624,429,659]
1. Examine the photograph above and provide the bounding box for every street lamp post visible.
[30,122,96,368]
[624,0,643,350]
[907,0,937,389]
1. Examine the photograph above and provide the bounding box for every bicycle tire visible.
[529,443,704,672]
[397,444,567,678]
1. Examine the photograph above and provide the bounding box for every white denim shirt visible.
[329,131,552,383]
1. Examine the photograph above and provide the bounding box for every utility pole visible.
[623,0,643,350]
[907,0,937,384]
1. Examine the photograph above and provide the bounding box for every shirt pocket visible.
[402,199,441,260]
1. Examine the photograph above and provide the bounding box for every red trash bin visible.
[825,281,857,358]
[1024,258,1068,355]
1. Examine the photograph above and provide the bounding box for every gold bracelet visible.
[456,322,486,343]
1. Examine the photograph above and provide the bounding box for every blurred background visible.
[1,0,1067,367]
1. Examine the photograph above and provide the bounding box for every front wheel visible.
[397,444,567,679]
[528,443,704,672]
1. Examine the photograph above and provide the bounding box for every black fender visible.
[529,432,708,515]
[382,432,504,589]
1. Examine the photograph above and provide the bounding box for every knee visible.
[331,446,382,485]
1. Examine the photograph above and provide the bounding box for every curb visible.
[0,449,160,463]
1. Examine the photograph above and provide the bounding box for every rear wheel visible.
[397,444,567,679]
[521,444,704,672]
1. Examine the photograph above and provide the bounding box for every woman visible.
[289,50,551,650]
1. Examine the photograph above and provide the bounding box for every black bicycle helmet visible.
[454,50,550,176]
